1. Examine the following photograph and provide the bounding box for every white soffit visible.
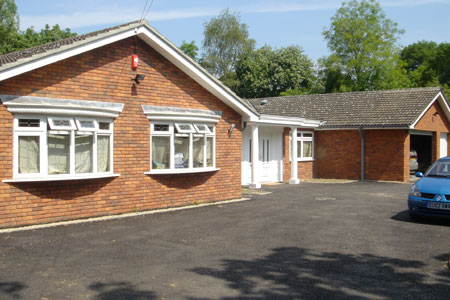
[252,114,322,127]
[1,94,124,118]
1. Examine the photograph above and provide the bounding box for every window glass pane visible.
[303,133,313,138]
[53,119,72,127]
[297,140,302,158]
[75,134,93,173]
[19,119,40,128]
[99,122,110,130]
[18,136,40,173]
[303,141,313,158]
[193,136,204,168]
[154,124,169,132]
[79,120,95,129]
[207,137,213,167]
[174,136,189,168]
[97,136,110,172]
[48,134,70,175]
[152,136,170,169]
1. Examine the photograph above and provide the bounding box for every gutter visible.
[358,128,365,181]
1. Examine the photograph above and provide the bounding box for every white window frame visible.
[75,117,99,132]
[10,114,115,181]
[193,124,211,134]
[297,131,314,161]
[149,122,217,174]
[48,116,77,130]
[174,123,195,134]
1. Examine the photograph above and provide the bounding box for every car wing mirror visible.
[415,172,424,178]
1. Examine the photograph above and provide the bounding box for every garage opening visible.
[410,133,432,173]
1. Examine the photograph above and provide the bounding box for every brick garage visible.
[249,87,450,183]
[0,21,257,229]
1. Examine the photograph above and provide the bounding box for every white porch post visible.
[249,123,261,189]
[289,127,300,184]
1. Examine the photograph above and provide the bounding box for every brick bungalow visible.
[1,21,450,229]
[0,20,319,228]
[247,87,450,183]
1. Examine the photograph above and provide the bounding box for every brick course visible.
[0,38,242,229]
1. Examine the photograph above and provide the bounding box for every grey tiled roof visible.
[248,87,445,128]
[0,20,143,68]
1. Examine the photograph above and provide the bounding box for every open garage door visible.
[410,132,432,173]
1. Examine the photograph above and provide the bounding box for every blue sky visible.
[15,0,450,61]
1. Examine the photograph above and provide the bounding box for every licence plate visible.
[428,202,450,210]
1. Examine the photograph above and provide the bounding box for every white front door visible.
[242,127,283,185]
[440,132,448,158]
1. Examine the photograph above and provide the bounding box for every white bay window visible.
[150,122,216,173]
[13,115,113,179]
[1,94,124,182]
[142,105,221,174]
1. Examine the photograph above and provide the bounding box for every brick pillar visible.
[432,131,439,162]
[403,132,410,182]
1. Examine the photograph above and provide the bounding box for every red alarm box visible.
[131,54,139,69]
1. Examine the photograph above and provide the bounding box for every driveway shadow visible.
[392,210,450,227]
[0,281,26,299]
[89,282,156,300]
[189,247,450,300]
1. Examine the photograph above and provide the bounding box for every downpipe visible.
[358,128,365,181]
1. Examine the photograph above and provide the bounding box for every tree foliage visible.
[0,0,20,54]
[201,8,255,82]
[179,40,198,61]
[236,46,316,98]
[322,0,404,91]
[0,0,76,55]
[400,41,450,96]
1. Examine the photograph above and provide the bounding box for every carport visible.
[410,131,432,172]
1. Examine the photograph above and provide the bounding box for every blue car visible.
[408,156,450,219]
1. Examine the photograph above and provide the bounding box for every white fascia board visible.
[136,27,259,120]
[410,92,450,129]
[316,126,410,131]
[247,114,321,128]
[0,30,136,82]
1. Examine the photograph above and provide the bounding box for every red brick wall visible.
[314,130,362,180]
[282,128,314,181]
[314,129,409,182]
[364,129,409,182]
[0,38,242,229]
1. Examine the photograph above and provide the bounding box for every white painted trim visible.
[3,173,120,183]
[410,92,450,129]
[247,114,322,127]
[0,30,136,81]
[142,105,221,124]
[409,130,433,136]
[316,127,410,131]
[1,94,124,118]
[145,168,219,175]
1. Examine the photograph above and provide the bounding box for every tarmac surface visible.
[1,181,449,299]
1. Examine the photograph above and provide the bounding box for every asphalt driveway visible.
[1,181,449,300]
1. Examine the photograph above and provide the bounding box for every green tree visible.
[235,45,316,98]
[322,0,404,91]
[179,40,198,61]
[201,8,255,88]
[400,41,438,86]
[0,0,20,54]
